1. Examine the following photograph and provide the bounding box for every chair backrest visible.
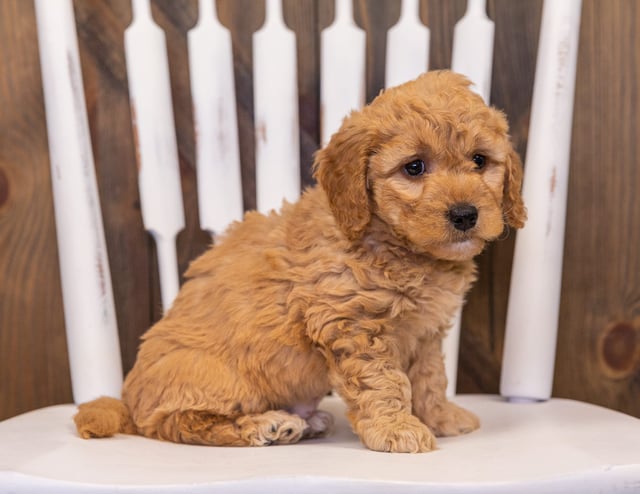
[32,0,581,406]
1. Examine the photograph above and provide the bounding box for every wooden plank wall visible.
[1,0,638,420]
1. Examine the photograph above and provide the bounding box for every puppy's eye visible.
[472,154,487,169]
[404,160,426,177]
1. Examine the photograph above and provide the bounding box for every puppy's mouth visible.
[429,236,485,261]
[450,237,483,249]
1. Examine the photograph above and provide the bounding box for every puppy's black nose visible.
[448,204,478,232]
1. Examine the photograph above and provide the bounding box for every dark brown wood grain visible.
[1,0,638,420]
[555,0,640,414]
[0,0,72,417]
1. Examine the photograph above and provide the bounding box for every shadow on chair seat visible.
[1,395,639,493]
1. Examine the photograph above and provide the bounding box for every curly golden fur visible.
[75,71,526,453]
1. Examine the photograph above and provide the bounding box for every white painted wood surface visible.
[444,0,495,397]
[33,0,123,404]
[2,395,639,492]
[124,0,185,311]
[188,0,243,237]
[253,0,301,214]
[501,0,583,402]
[451,0,495,102]
[320,0,366,146]
[385,0,430,88]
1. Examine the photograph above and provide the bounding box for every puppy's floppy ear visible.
[313,114,372,240]
[503,148,527,228]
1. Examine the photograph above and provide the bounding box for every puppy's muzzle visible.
[448,203,478,232]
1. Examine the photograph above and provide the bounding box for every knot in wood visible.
[598,321,640,380]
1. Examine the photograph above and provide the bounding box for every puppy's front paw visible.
[360,414,436,453]
[422,401,480,437]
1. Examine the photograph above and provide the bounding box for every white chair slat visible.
[33,0,123,405]
[385,0,430,88]
[451,0,495,103]
[502,0,583,401]
[188,0,244,237]
[124,0,185,311]
[320,0,366,146]
[253,0,301,214]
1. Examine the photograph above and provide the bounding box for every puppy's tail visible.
[74,396,137,439]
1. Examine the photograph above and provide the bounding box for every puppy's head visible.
[314,70,526,261]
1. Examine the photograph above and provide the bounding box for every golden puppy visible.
[75,71,526,453]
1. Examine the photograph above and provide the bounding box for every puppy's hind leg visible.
[236,410,309,446]
[287,398,335,439]
[302,410,334,439]
[154,409,309,446]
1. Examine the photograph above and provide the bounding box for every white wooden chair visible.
[1,0,639,492]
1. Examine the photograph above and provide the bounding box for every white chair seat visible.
[2,394,639,493]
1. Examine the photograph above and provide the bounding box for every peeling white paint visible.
[34,0,123,404]
[502,0,583,402]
